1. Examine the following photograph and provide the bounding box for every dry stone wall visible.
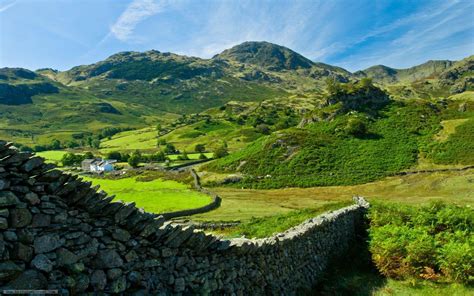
[0,141,369,295]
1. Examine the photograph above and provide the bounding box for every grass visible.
[36,150,68,163]
[194,169,474,221]
[82,176,211,213]
[434,118,470,142]
[100,127,158,152]
[429,118,474,165]
[211,201,351,238]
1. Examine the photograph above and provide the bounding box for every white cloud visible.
[110,0,167,42]
[0,0,18,13]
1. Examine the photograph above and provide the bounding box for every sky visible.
[0,0,473,72]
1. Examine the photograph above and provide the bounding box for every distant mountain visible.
[355,60,455,84]
[0,68,59,105]
[214,41,314,71]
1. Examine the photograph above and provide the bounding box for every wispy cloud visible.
[0,0,17,13]
[110,0,168,42]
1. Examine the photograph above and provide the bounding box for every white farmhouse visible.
[81,159,116,173]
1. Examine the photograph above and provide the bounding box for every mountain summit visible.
[214,41,314,71]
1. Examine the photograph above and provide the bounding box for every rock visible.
[62,276,76,288]
[31,254,53,272]
[90,270,107,290]
[162,247,173,258]
[5,270,47,289]
[12,242,33,262]
[0,179,9,190]
[34,234,63,253]
[0,208,9,217]
[95,250,123,268]
[9,208,32,228]
[31,213,51,227]
[0,191,20,207]
[124,250,138,262]
[68,262,85,273]
[127,271,141,284]
[0,261,22,281]
[174,277,185,292]
[112,229,130,242]
[0,217,7,229]
[75,273,90,291]
[107,268,122,280]
[56,248,79,266]
[4,230,17,241]
[21,157,44,172]
[40,201,55,209]
[10,186,29,194]
[24,192,40,205]
[109,275,127,293]
[52,211,67,223]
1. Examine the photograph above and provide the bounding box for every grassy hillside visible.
[205,83,474,188]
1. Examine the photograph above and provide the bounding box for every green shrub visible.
[368,202,474,284]
[438,237,473,283]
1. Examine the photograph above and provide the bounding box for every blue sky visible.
[0,0,473,71]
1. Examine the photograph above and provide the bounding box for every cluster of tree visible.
[61,151,94,166]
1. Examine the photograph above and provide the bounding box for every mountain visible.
[355,60,454,84]
[0,68,59,105]
[214,41,314,71]
[0,41,472,149]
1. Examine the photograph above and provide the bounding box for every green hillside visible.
[205,80,474,188]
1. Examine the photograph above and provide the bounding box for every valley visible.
[1,41,473,294]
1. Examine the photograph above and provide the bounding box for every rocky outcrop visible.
[0,140,369,294]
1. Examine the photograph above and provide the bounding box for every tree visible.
[61,153,83,166]
[106,151,122,161]
[194,144,206,153]
[150,151,166,162]
[199,153,208,160]
[91,139,100,149]
[359,77,373,89]
[213,146,228,159]
[51,139,61,150]
[83,151,94,159]
[177,151,189,160]
[128,154,140,168]
[164,143,177,154]
[157,138,167,146]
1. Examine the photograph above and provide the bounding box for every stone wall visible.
[160,169,221,220]
[0,141,369,295]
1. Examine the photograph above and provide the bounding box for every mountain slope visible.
[214,41,314,71]
[355,60,454,84]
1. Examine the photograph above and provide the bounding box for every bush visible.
[368,202,474,284]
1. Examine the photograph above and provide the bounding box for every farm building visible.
[81,159,116,173]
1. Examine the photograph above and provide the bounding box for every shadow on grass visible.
[311,229,387,296]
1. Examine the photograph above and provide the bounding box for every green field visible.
[83,176,211,213]
[36,150,69,164]
[195,169,474,222]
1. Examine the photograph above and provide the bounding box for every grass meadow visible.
[82,176,211,213]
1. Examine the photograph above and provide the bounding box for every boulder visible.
[90,270,107,290]
[56,248,79,266]
[34,234,64,253]
[9,209,32,228]
[94,250,123,269]
[0,191,19,207]
[0,261,22,281]
[31,254,53,272]
[5,270,47,289]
